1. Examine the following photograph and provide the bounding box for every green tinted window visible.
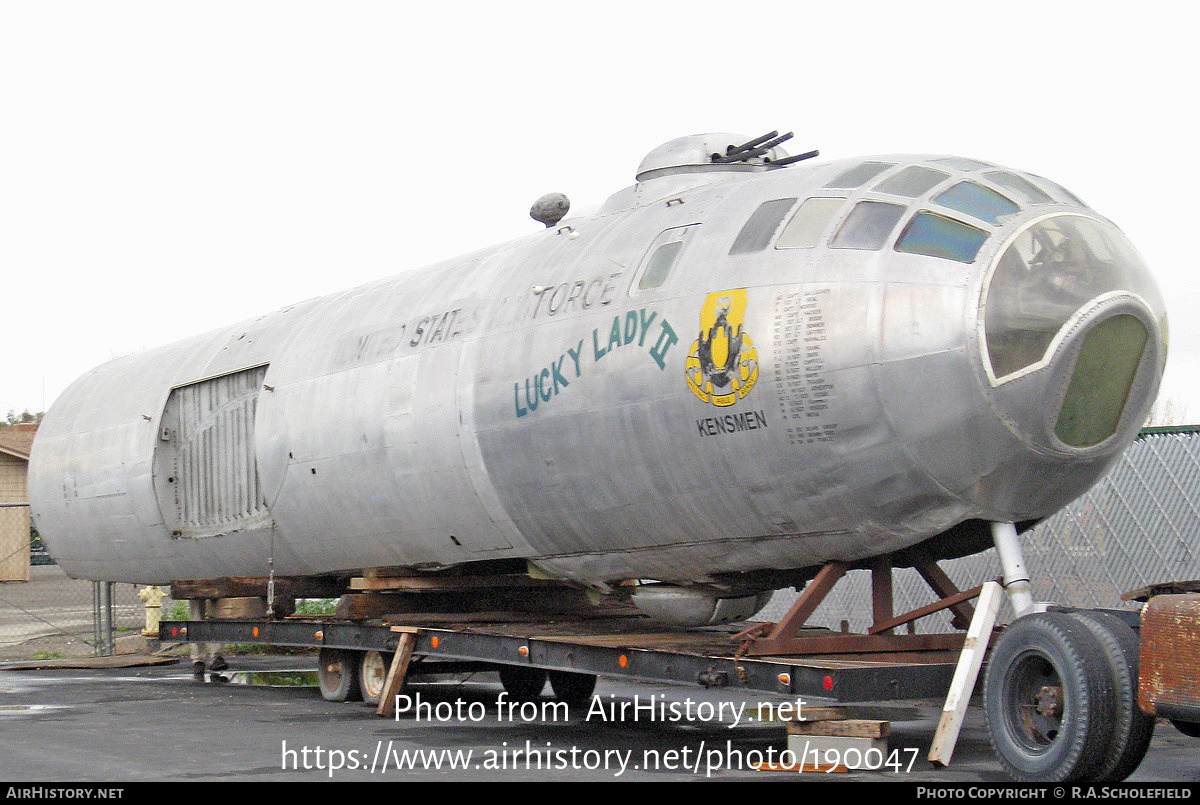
[639,241,683,289]
[934,181,1019,224]
[1055,315,1148,447]
[895,212,988,263]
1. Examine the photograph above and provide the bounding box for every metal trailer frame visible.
[160,616,961,704]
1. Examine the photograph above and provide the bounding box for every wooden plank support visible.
[350,574,564,592]
[928,580,1004,767]
[375,629,418,718]
[789,719,890,738]
[171,575,347,600]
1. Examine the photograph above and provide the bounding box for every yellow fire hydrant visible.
[138,585,167,638]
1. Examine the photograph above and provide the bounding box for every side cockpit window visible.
[896,212,988,263]
[729,198,797,255]
[636,225,697,291]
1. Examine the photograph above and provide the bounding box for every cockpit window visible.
[729,198,796,255]
[776,197,845,249]
[824,161,894,189]
[934,181,1019,225]
[1028,174,1087,208]
[875,166,949,197]
[640,241,684,290]
[895,212,988,263]
[830,201,905,250]
[636,224,696,290]
[984,171,1052,205]
[930,157,993,171]
[983,214,1164,381]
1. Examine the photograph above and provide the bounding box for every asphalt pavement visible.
[1,654,1197,785]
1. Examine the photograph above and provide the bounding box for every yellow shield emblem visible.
[685,289,759,407]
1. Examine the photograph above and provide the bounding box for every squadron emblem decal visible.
[685,289,759,407]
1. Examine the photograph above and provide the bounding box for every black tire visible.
[318,647,362,703]
[1067,611,1155,781]
[548,671,597,708]
[358,650,391,706]
[1171,719,1200,738]
[984,611,1117,782]
[497,666,547,700]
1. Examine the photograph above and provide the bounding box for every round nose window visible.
[982,214,1165,382]
[1054,314,1149,448]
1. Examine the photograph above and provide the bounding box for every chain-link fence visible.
[0,562,162,660]
[761,428,1200,631]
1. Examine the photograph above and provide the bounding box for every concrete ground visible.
[1,654,1198,784]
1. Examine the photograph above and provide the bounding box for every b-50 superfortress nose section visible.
[28,134,1167,626]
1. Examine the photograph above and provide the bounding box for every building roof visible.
[0,424,37,461]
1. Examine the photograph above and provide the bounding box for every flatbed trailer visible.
[160,614,962,705]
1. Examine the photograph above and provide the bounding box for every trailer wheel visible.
[318,648,362,702]
[548,671,597,708]
[497,666,547,700]
[1171,719,1200,738]
[359,650,390,706]
[984,612,1116,782]
[1066,611,1155,781]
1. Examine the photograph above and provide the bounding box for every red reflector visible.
[823,676,833,691]
[171,628,178,637]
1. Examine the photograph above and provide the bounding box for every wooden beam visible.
[376,630,418,718]
[171,576,347,600]
[928,581,1003,767]
[349,574,563,592]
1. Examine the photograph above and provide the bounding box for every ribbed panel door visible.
[160,366,273,539]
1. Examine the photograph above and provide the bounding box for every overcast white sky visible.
[2,2,1197,421]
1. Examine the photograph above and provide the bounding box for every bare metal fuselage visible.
[28,138,1167,594]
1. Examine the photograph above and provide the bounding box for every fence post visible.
[93,581,114,657]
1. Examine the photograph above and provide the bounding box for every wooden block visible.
[787,733,888,769]
[171,575,346,600]
[334,593,417,619]
[208,597,266,619]
[795,705,847,722]
[789,719,890,739]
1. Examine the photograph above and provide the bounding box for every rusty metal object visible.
[1138,593,1200,722]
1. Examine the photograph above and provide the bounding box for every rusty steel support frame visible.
[738,552,992,657]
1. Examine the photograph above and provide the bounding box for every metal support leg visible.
[990,521,1035,617]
